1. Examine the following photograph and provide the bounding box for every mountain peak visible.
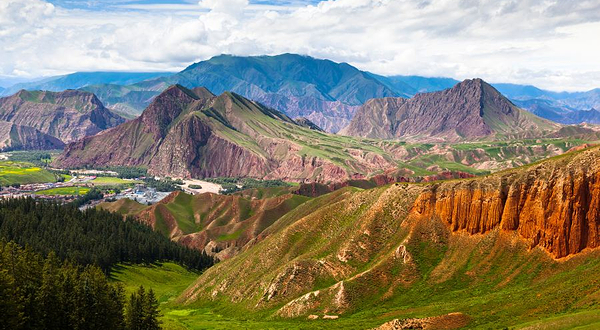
[141,85,202,137]
[191,87,215,99]
[343,78,557,141]
[0,89,124,143]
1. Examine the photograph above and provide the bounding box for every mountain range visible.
[55,82,597,183]
[0,89,124,145]
[3,54,599,130]
[84,54,401,132]
[55,85,406,182]
[0,71,173,98]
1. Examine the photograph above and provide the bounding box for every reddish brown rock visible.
[0,89,124,143]
[411,147,600,258]
[341,79,558,141]
[0,120,64,151]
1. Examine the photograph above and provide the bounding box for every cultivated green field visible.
[91,176,142,185]
[34,186,90,195]
[0,161,56,186]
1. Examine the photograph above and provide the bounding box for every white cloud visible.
[0,0,599,91]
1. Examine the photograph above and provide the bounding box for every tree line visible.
[0,241,161,330]
[0,198,214,272]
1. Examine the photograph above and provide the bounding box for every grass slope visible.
[97,198,148,216]
[109,257,600,330]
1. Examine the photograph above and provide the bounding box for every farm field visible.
[0,161,56,186]
[90,176,142,185]
[34,186,90,195]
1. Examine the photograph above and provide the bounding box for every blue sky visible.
[2,0,600,91]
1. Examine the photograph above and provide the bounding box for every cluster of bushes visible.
[108,167,148,179]
[0,241,161,330]
[206,177,290,194]
[76,166,149,179]
[143,178,183,192]
[7,151,55,167]
[71,187,104,207]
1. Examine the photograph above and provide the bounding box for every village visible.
[0,167,223,208]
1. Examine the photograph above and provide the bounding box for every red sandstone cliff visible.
[411,146,600,258]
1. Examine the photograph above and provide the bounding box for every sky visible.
[1,0,599,91]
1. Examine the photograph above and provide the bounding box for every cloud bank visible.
[0,0,599,91]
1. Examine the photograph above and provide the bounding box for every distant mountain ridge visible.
[0,71,174,97]
[0,89,125,144]
[98,54,400,132]
[341,78,558,141]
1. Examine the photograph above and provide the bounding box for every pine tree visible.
[125,286,145,330]
[142,289,161,330]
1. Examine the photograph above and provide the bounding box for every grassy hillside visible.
[96,147,600,329]
[108,238,600,330]
[173,146,600,329]
[97,198,148,216]
[0,161,56,186]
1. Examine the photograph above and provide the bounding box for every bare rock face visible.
[341,79,558,141]
[411,146,600,258]
[0,120,65,151]
[0,89,124,143]
[294,117,324,132]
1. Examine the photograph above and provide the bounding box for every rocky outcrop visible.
[294,117,324,132]
[411,147,600,258]
[0,89,124,143]
[375,313,469,330]
[341,79,558,141]
[0,120,65,151]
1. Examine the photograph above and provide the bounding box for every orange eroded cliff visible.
[410,146,600,258]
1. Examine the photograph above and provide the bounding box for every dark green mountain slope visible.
[88,54,399,132]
